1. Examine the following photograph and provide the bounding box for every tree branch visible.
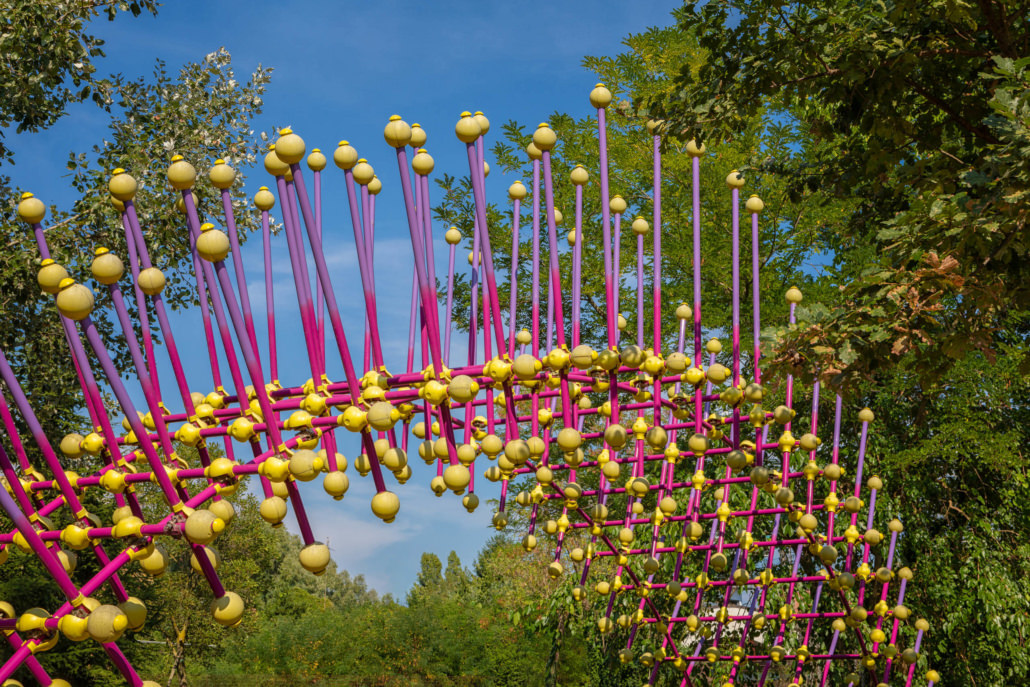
[904,78,1001,144]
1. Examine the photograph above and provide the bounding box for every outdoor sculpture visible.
[0,83,940,686]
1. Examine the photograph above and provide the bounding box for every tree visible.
[860,341,1030,685]
[407,552,444,606]
[0,0,160,163]
[644,0,1030,388]
[0,9,273,685]
[1,47,270,441]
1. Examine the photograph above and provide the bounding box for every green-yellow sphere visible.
[274,128,306,165]
[167,156,197,190]
[371,490,400,523]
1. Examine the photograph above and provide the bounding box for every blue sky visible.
[9,0,682,597]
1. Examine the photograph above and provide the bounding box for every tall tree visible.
[1,47,270,441]
[645,0,1030,387]
[0,0,160,163]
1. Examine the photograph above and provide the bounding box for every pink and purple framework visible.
[0,83,940,686]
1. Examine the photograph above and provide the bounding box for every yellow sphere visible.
[455,112,482,143]
[86,604,128,643]
[108,170,138,201]
[167,156,197,190]
[725,169,745,188]
[264,146,289,176]
[570,165,589,186]
[324,471,349,499]
[785,286,803,304]
[384,115,412,148]
[858,407,875,423]
[91,248,124,285]
[445,227,462,245]
[197,224,230,262]
[274,128,306,165]
[208,159,236,189]
[17,192,45,224]
[473,111,490,134]
[174,191,198,215]
[532,123,557,151]
[56,279,95,321]
[368,176,382,195]
[570,344,595,369]
[210,591,244,627]
[352,159,375,185]
[253,185,275,211]
[449,375,479,403]
[209,498,236,525]
[508,181,527,200]
[307,149,327,171]
[589,83,613,108]
[110,504,132,527]
[190,545,221,573]
[299,543,331,574]
[37,259,69,295]
[686,139,706,156]
[260,496,287,525]
[183,508,224,545]
[410,123,427,147]
[412,149,434,176]
[610,195,627,214]
[334,141,358,170]
[60,433,84,458]
[56,548,77,574]
[526,142,542,160]
[119,596,147,630]
[366,401,398,431]
[371,490,400,523]
[288,448,323,482]
[139,544,169,576]
[557,427,581,451]
[746,195,765,213]
[631,216,649,235]
[137,267,166,296]
[443,464,471,494]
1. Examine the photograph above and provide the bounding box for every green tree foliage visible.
[0,8,273,685]
[200,545,552,687]
[862,341,1030,685]
[644,0,1030,387]
[0,0,159,162]
[1,46,270,441]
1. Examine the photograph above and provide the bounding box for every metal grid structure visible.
[0,84,940,686]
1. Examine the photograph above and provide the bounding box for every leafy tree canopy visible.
[644,0,1030,388]
[0,0,160,163]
